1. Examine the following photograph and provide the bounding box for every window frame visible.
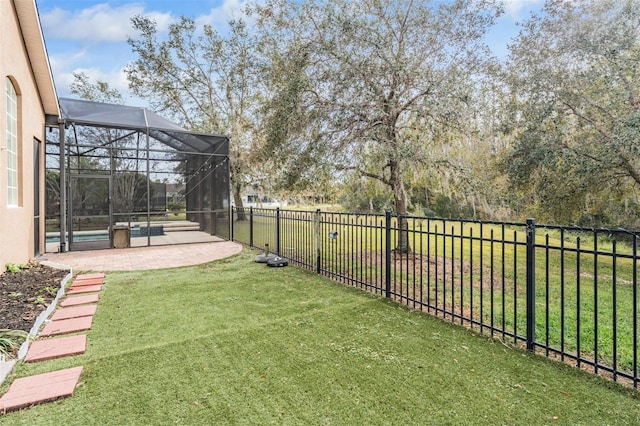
[6,77,19,207]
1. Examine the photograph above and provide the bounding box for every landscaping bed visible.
[0,264,69,357]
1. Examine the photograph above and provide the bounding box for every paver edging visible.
[0,361,16,388]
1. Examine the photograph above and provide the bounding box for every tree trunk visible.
[389,161,411,254]
[233,185,247,221]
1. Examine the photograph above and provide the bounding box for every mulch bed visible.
[0,264,69,333]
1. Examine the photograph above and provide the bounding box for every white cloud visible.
[56,66,152,107]
[195,0,264,28]
[41,3,173,43]
[40,0,266,106]
[50,56,131,99]
[48,51,88,73]
[501,0,544,19]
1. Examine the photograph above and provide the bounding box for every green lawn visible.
[234,212,640,376]
[2,249,639,425]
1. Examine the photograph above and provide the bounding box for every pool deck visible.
[38,240,243,272]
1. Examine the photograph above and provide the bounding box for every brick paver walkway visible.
[40,241,242,271]
[0,274,104,414]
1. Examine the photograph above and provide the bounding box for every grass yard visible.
[2,249,640,424]
[234,211,640,376]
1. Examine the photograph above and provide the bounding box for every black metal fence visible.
[231,207,640,387]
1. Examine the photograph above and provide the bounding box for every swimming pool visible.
[46,225,164,243]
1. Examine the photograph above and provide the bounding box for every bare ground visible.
[0,264,69,332]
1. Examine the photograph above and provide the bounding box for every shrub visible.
[167,201,186,215]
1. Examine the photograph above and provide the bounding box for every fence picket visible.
[231,206,640,387]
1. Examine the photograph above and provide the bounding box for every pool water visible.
[46,225,164,243]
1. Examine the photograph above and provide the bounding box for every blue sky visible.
[37,0,545,107]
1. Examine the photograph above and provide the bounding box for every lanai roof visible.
[58,97,228,155]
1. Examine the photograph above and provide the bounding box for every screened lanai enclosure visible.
[45,98,230,252]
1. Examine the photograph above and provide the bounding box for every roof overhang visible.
[13,0,59,117]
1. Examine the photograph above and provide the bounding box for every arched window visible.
[6,77,18,206]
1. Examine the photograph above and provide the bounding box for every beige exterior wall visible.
[0,1,49,267]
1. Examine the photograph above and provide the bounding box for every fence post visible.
[385,210,392,299]
[526,218,536,352]
[231,207,235,241]
[276,207,281,255]
[249,207,254,248]
[315,209,321,274]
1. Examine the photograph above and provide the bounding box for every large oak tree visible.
[257,0,501,251]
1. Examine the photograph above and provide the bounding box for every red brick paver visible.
[40,317,93,337]
[75,273,105,280]
[70,277,104,287]
[67,285,102,295]
[50,305,97,321]
[59,294,100,307]
[25,335,87,363]
[0,367,83,413]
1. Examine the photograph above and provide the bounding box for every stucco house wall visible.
[0,0,58,267]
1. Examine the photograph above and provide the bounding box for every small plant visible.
[0,329,28,358]
[4,260,37,273]
[33,296,47,306]
[5,263,20,273]
[8,292,22,298]
[37,286,58,297]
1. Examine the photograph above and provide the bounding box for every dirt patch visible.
[0,264,69,333]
